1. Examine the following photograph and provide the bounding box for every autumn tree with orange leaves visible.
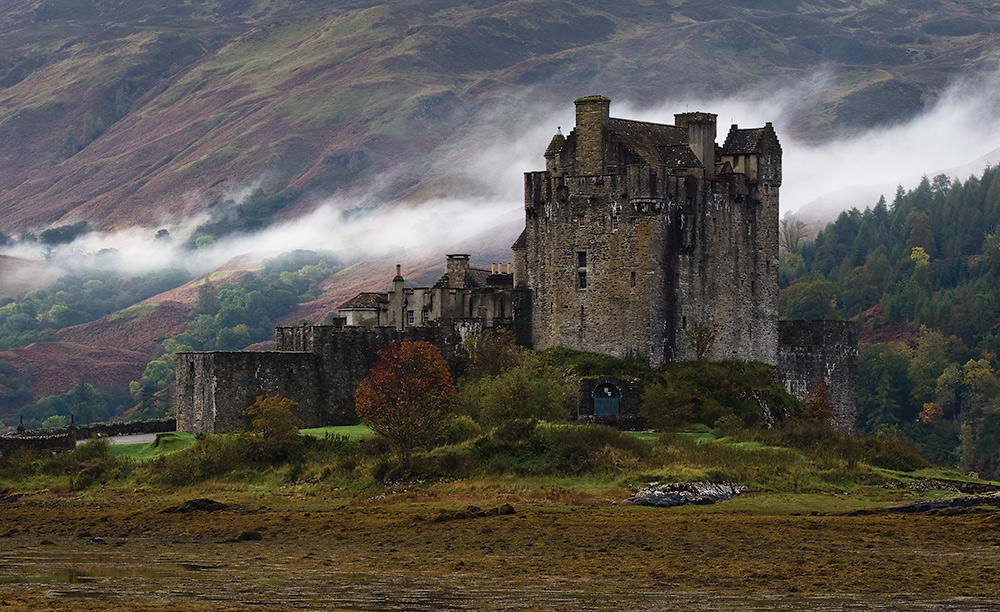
[354,340,459,471]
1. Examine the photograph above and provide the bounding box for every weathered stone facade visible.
[176,326,464,434]
[513,96,780,366]
[338,255,514,331]
[778,320,859,433]
[577,376,642,430]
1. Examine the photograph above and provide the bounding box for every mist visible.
[3,70,1000,286]
[621,70,1000,218]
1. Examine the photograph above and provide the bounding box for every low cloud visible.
[3,70,1000,284]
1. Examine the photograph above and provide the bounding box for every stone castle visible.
[176,96,857,435]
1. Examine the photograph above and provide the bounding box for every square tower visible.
[513,96,781,366]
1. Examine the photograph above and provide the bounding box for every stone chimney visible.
[574,95,610,176]
[674,112,718,179]
[446,254,470,289]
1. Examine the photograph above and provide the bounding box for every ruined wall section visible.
[778,320,858,433]
[178,325,468,434]
[176,351,321,434]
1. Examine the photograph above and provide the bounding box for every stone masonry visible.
[513,96,781,367]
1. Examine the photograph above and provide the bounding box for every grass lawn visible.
[300,424,373,440]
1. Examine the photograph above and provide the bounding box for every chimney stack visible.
[674,112,718,179]
[446,254,470,289]
[574,95,611,176]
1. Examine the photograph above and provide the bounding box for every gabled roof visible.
[338,292,387,310]
[433,267,493,289]
[512,229,527,250]
[608,118,694,167]
[544,133,566,158]
[722,125,774,155]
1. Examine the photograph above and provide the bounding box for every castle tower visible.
[518,97,780,367]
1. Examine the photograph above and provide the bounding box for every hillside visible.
[0,0,997,234]
[1,0,1000,424]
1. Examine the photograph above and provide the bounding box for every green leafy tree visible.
[355,340,458,471]
[242,395,301,461]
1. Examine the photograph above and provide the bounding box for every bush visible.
[145,434,250,486]
[459,352,575,428]
[46,437,132,489]
[441,414,482,445]
[242,395,301,462]
[641,361,805,430]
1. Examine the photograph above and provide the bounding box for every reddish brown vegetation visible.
[0,342,148,418]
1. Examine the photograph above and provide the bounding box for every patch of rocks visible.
[622,482,747,508]
[849,492,1000,516]
[882,479,1000,494]
[431,504,516,523]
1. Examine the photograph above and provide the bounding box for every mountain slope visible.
[0,0,997,233]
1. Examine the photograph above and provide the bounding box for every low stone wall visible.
[0,418,176,455]
[0,430,74,454]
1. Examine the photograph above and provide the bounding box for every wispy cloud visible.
[4,71,1000,283]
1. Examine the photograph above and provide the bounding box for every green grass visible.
[105,425,372,463]
[108,302,157,322]
[108,431,197,460]
[301,424,373,440]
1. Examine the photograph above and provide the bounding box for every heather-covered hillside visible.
[0,0,997,233]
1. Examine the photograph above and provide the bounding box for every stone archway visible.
[593,383,621,416]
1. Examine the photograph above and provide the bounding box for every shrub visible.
[641,361,805,430]
[46,437,132,489]
[145,434,250,486]
[242,395,301,462]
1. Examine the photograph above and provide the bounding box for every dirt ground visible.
[1,490,999,611]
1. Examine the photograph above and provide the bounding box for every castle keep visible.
[513,96,780,366]
[175,96,857,434]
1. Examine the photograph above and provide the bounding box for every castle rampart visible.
[778,320,859,433]
[176,326,465,434]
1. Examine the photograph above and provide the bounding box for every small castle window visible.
[407,311,414,325]
[631,271,636,288]
[576,251,588,289]
[578,214,585,228]
[577,251,587,267]
[578,271,587,289]
[612,213,619,233]
[421,310,429,323]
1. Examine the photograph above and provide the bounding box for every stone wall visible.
[522,169,777,367]
[175,351,322,434]
[778,320,859,433]
[577,376,643,430]
[0,418,175,455]
[176,325,467,434]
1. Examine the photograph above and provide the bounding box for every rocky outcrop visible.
[622,482,746,507]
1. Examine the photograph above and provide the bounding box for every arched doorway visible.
[593,383,621,416]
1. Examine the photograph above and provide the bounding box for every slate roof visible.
[544,133,566,157]
[433,267,494,289]
[607,118,700,168]
[338,292,387,310]
[512,229,527,250]
[722,126,769,155]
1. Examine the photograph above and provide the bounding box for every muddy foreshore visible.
[1,490,999,611]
